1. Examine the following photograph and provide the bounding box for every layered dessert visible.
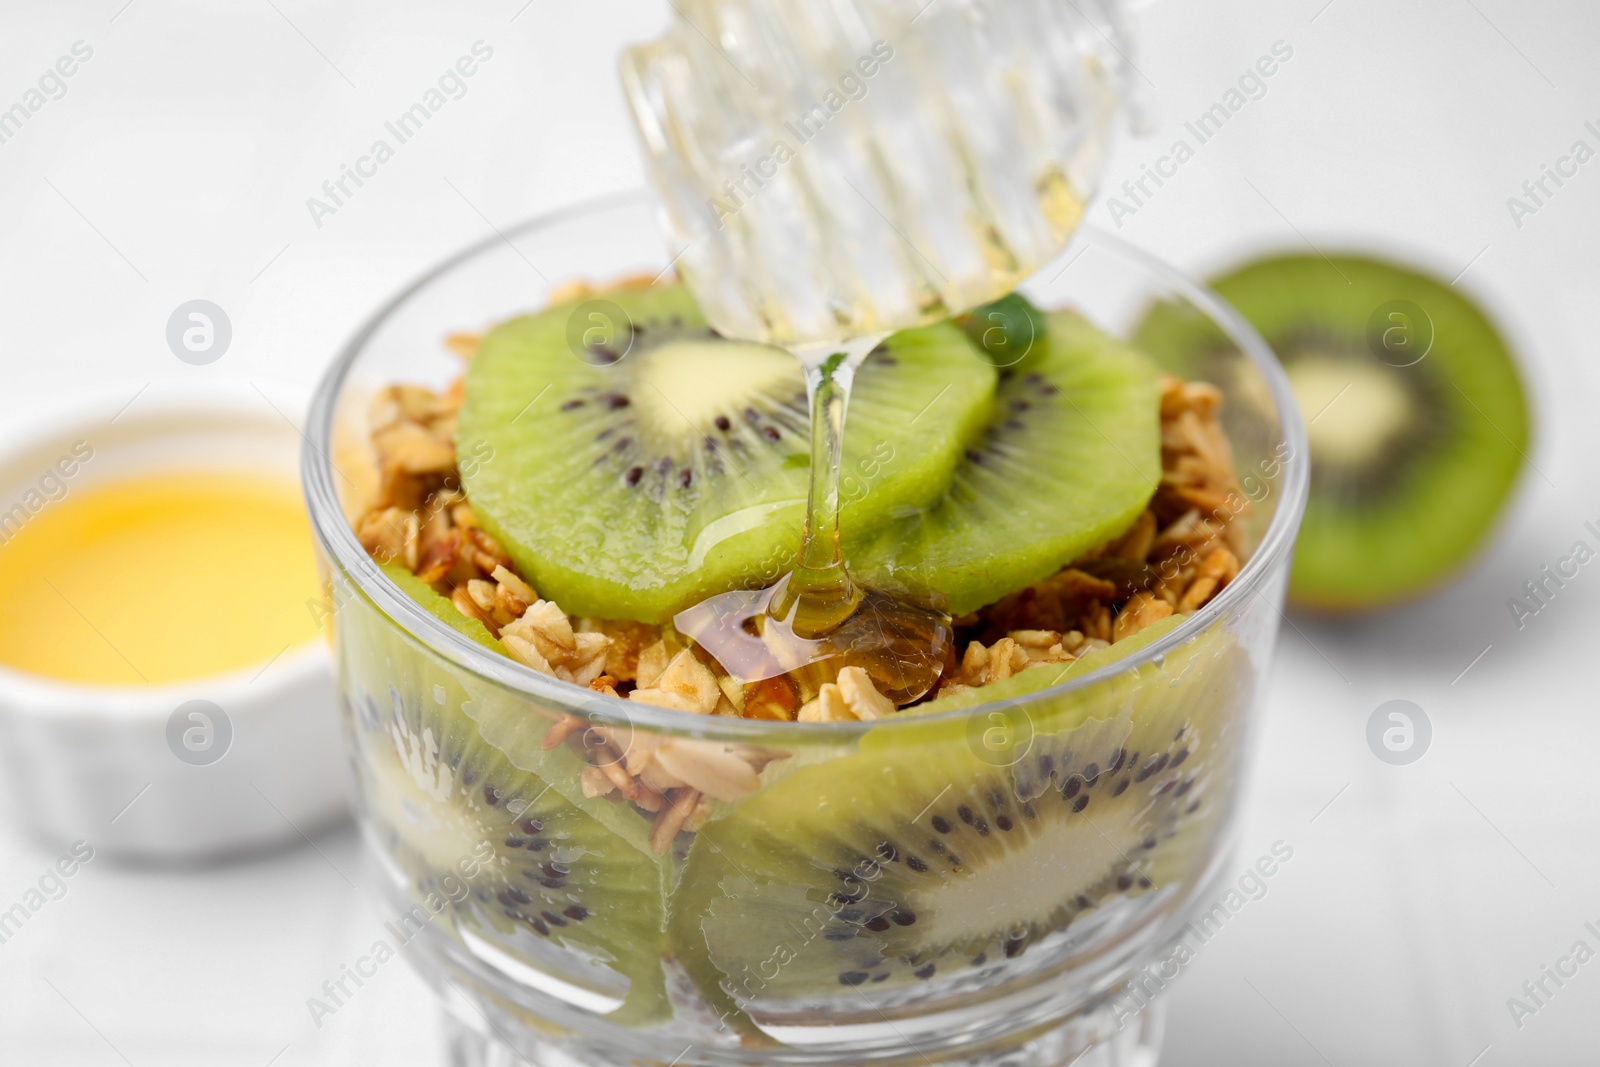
[333,279,1257,1033]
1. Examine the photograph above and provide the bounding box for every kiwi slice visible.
[1136,253,1530,610]
[456,284,998,622]
[345,566,670,1021]
[667,619,1251,1021]
[844,310,1163,616]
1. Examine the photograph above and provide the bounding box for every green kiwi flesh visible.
[1135,252,1529,611]
[844,310,1163,616]
[456,284,998,622]
[667,618,1251,1019]
[347,566,670,1021]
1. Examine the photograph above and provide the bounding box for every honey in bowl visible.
[0,471,322,686]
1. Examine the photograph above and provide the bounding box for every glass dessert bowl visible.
[303,191,1307,1067]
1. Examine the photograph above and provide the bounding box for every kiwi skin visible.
[1136,252,1530,613]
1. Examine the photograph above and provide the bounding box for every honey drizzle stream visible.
[675,336,952,708]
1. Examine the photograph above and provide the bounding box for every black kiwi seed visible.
[483,785,502,807]
[714,415,730,431]
[1083,762,1100,784]
[906,855,929,872]
[521,819,543,835]
[625,466,643,487]
[505,837,526,849]
[972,953,987,966]
[1071,795,1090,813]
[865,916,891,932]
[876,842,899,862]
[1171,749,1190,768]
[1062,776,1082,799]
[1004,936,1026,958]
[931,815,951,834]
[957,805,975,824]
[527,916,550,936]
[1116,874,1134,891]
[915,964,936,980]
[890,910,917,927]
[564,905,588,921]
[871,972,890,983]
[1175,778,1195,797]
[839,971,869,986]
[542,910,567,927]
[995,814,1013,832]
[1111,778,1130,797]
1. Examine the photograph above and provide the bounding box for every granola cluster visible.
[348,330,1250,851]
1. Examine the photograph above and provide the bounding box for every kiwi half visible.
[456,284,998,622]
[666,619,1251,1020]
[845,310,1163,616]
[1135,253,1529,610]
[346,566,670,1021]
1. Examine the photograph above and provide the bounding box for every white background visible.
[2,0,1599,1063]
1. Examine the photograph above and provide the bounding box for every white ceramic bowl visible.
[0,380,348,860]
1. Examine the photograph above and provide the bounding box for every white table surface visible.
[3,0,1599,1064]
